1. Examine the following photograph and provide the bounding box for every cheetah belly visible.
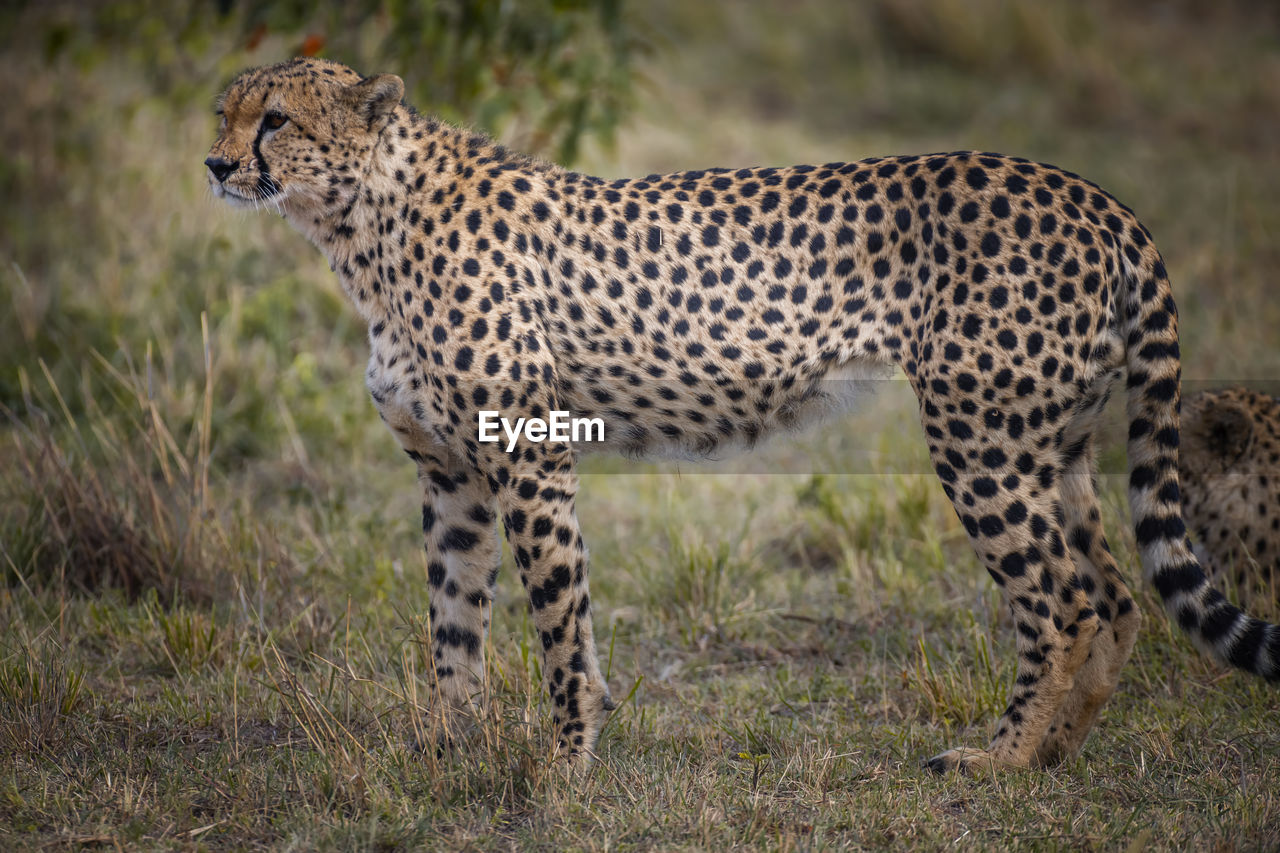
[559,356,897,460]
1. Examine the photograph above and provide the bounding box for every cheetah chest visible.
[365,339,442,452]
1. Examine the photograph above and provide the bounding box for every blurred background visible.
[1,2,1279,845]
[4,0,1278,454]
[2,0,1279,668]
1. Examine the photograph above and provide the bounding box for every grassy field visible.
[2,0,1280,849]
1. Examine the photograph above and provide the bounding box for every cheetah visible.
[205,58,1280,773]
[1181,388,1280,611]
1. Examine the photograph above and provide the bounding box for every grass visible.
[2,0,1280,849]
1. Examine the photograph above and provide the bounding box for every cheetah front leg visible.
[413,447,501,743]
[478,440,615,760]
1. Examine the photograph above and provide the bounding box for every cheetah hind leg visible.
[920,446,1101,774]
[1035,438,1141,765]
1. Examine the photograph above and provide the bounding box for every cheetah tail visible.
[1122,241,1280,680]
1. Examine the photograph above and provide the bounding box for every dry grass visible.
[0,319,300,610]
[4,346,211,603]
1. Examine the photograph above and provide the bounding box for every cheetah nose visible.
[204,156,238,183]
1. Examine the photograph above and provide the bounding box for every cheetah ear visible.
[1189,399,1253,465]
[348,73,404,129]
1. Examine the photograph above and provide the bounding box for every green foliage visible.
[913,614,1009,728]
[17,0,643,164]
[0,645,86,756]
[147,599,228,673]
[662,537,739,643]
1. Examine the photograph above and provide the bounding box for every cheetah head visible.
[205,58,403,216]
[1182,390,1256,475]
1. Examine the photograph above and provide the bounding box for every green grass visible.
[3,0,1280,849]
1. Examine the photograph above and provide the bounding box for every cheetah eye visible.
[262,111,288,131]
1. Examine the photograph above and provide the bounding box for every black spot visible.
[442,527,480,551]
[979,515,1005,536]
[1000,552,1027,577]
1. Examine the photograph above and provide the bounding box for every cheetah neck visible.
[295,109,566,326]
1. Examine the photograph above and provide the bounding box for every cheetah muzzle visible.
[207,58,1280,772]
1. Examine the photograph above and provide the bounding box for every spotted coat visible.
[207,58,1280,772]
